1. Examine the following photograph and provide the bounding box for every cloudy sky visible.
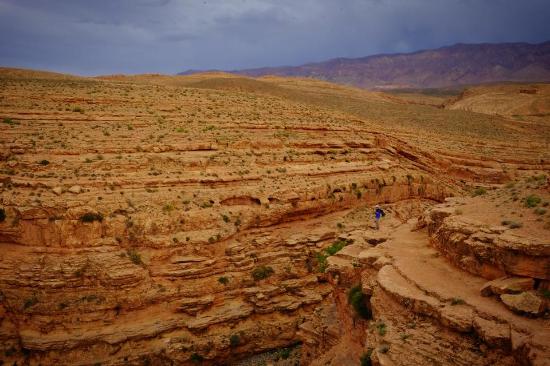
[0,0,549,75]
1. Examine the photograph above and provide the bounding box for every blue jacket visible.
[375,208,384,219]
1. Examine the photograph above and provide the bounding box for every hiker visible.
[374,205,385,230]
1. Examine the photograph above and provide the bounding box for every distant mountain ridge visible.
[179,41,550,89]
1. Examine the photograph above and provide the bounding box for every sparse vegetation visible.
[251,266,274,281]
[314,239,353,273]
[348,284,371,319]
[378,344,390,354]
[229,334,240,348]
[80,212,103,223]
[525,194,542,208]
[127,249,143,266]
[360,349,373,366]
[189,353,203,364]
[23,294,39,309]
[472,187,487,196]
[3,117,19,125]
[376,322,387,336]
[451,297,465,305]
[218,276,229,285]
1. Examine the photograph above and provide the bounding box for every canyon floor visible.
[0,68,549,366]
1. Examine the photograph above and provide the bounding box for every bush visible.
[23,295,38,309]
[127,249,143,265]
[534,207,547,215]
[451,297,465,305]
[279,347,291,360]
[3,117,19,125]
[376,322,387,336]
[314,239,353,273]
[348,284,371,319]
[316,252,328,273]
[229,334,240,348]
[325,239,350,256]
[0,208,5,222]
[218,276,229,285]
[80,212,103,223]
[189,353,203,364]
[472,187,487,196]
[378,344,390,354]
[360,349,373,366]
[251,266,274,281]
[38,159,50,166]
[525,194,542,208]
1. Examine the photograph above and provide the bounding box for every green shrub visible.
[23,295,38,309]
[162,203,174,213]
[251,266,274,281]
[325,239,351,256]
[80,212,103,223]
[189,353,203,364]
[127,249,143,265]
[540,289,550,299]
[360,349,373,366]
[229,334,240,348]
[316,252,328,273]
[348,285,371,319]
[378,344,390,354]
[3,117,19,125]
[472,187,487,196]
[278,348,291,360]
[451,297,465,305]
[0,208,5,222]
[218,276,229,285]
[525,194,542,208]
[38,159,50,166]
[376,322,387,336]
[314,239,352,273]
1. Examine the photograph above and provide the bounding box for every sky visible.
[0,0,549,76]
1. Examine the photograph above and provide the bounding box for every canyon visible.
[0,68,549,365]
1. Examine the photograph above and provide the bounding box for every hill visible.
[180,41,550,89]
[444,82,550,121]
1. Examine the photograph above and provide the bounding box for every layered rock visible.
[298,216,550,366]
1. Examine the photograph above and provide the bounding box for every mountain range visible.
[179,41,550,89]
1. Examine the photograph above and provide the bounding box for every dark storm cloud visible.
[0,0,549,75]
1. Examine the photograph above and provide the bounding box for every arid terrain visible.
[0,68,549,366]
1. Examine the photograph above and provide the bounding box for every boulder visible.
[68,185,82,194]
[480,277,535,297]
[500,292,545,316]
[52,186,63,196]
[473,316,510,349]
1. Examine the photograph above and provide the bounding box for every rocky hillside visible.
[0,68,549,365]
[180,41,550,89]
[444,82,550,122]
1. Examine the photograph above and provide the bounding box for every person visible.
[374,205,385,230]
